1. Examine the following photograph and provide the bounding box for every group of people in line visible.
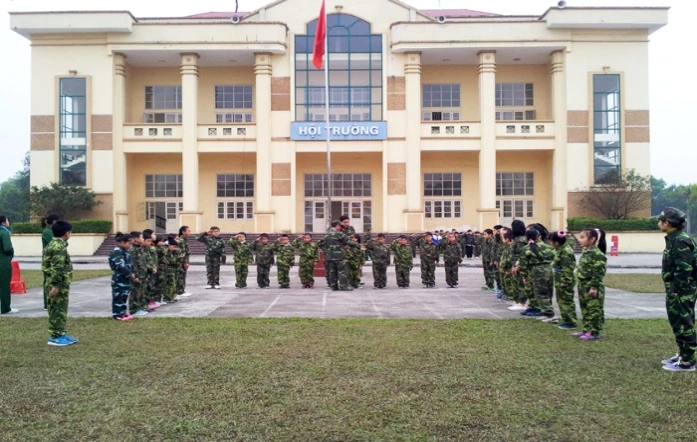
[0,207,694,372]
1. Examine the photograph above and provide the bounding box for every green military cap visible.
[659,207,686,224]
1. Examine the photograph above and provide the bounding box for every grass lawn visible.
[1,318,695,441]
[604,273,665,293]
[22,270,112,290]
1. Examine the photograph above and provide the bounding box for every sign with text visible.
[291,122,387,141]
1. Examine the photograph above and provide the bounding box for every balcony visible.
[122,124,183,153]
[496,121,555,150]
[197,124,257,152]
[420,122,480,151]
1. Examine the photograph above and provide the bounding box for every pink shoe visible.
[571,331,587,337]
[148,301,159,309]
[579,333,600,341]
[121,315,134,321]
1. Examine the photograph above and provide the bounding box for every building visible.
[10,1,668,234]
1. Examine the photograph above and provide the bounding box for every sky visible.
[0,0,691,185]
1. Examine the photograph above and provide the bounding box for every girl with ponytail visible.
[573,228,607,340]
[517,227,556,320]
[551,230,578,329]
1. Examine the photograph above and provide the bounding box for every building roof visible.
[419,9,499,18]
[186,12,248,19]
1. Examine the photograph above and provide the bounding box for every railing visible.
[197,124,257,140]
[496,121,555,137]
[420,122,481,138]
[123,124,183,139]
[155,216,167,231]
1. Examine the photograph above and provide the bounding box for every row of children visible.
[479,221,607,340]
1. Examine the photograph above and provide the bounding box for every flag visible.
[312,0,327,69]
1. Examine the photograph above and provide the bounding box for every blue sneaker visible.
[521,309,542,317]
[64,335,78,343]
[556,323,578,330]
[47,335,75,347]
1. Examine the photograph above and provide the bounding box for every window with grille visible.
[424,200,462,219]
[496,199,534,219]
[422,84,461,121]
[303,174,372,197]
[424,173,462,197]
[145,175,183,198]
[216,174,254,198]
[496,172,534,196]
[217,201,254,220]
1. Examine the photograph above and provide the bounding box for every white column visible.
[477,51,499,229]
[404,52,423,231]
[179,53,202,232]
[550,50,568,230]
[113,53,129,232]
[254,53,275,232]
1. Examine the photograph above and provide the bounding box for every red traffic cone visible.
[10,260,27,294]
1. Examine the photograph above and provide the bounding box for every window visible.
[145,175,183,198]
[496,173,534,196]
[217,201,254,220]
[495,110,536,121]
[216,113,253,123]
[424,200,461,219]
[144,113,182,124]
[593,74,621,185]
[59,78,87,185]
[423,173,462,197]
[215,85,252,109]
[145,86,182,109]
[496,83,534,107]
[304,174,372,197]
[146,202,183,220]
[295,14,383,122]
[423,84,460,108]
[216,174,254,198]
[496,199,534,219]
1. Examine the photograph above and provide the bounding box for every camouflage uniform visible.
[440,241,462,287]
[128,244,149,314]
[346,245,365,289]
[391,240,414,288]
[499,242,514,301]
[109,246,134,318]
[197,233,226,286]
[492,235,503,290]
[274,243,296,288]
[553,244,578,326]
[474,235,483,258]
[482,238,496,288]
[519,241,555,317]
[228,239,254,288]
[576,245,607,336]
[42,238,73,338]
[292,238,319,287]
[154,245,168,302]
[510,236,527,304]
[145,245,159,304]
[164,248,182,302]
[413,235,439,286]
[177,236,191,295]
[322,230,358,290]
[661,220,697,364]
[252,240,276,288]
[365,233,391,288]
[41,226,53,309]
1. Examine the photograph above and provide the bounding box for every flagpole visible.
[323,1,332,229]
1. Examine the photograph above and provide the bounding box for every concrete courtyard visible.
[7,262,666,320]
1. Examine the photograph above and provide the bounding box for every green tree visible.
[0,152,31,222]
[30,182,101,220]
[578,169,652,220]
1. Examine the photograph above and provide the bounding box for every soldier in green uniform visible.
[43,220,76,346]
[518,229,555,320]
[481,229,496,290]
[177,226,192,296]
[128,231,150,316]
[252,234,276,289]
[412,232,439,288]
[551,230,578,329]
[440,233,463,288]
[658,208,697,371]
[499,229,515,301]
[391,235,414,288]
[0,215,16,315]
[508,220,528,311]
[142,231,160,310]
[164,237,182,303]
[41,214,60,310]
[292,233,320,289]
[346,234,366,289]
[197,227,226,289]
[228,232,254,288]
[274,234,295,289]
[365,231,391,289]
[573,228,607,341]
[492,225,504,292]
[323,220,359,291]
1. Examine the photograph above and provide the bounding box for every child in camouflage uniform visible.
[128,231,150,316]
[142,231,160,310]
[154,237,168,305]
[518,228,555,320]
[481,229,496,291]
[391,235,414,288]
[274,234,295,289]
[498,229,515,302]
[109,232,138,321]
[252,234,276,289]
[177,226,192,297]
[440,233,462,288]
[228,232,254,289]
[164,237,182,303]
[508,220,528,311]
[365,232,390,289]
[573,228,607,341]
[197,227,226,289]
[658,208,697,371]
[292,233,320,289]
[551,230,578,329]
[43,220,76,347]
[346,234,366,289]
[412,232,439,288]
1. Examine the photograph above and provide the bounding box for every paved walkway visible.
[6,266,666,320]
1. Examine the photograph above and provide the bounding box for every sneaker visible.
[540,316,559,323]
[573,331,591,338]
[580,334,601,341]
[662,353,681,365]
[507,304,527,311]
[47,335,73,347]
[557,323,578,330]
[205,285,214,289]
[2,308,19,314]
[662,362,696,372]
[148,302,160,309]
[213,285,221,290]
[481,286,494,291]
[521,308,541,316]
[64,335,79,343]
[133,310,149,316]
[179,292,192,297]
[120,314,134,321]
